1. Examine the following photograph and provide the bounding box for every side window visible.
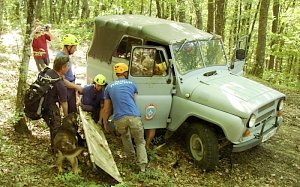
[153,50,168,76]
[113,36,142,59]
[131,48,168,77]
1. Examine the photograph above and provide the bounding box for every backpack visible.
[24,67,61,120]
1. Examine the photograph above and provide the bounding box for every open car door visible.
[128,46,173,129]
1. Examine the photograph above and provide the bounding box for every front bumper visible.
[232,116,283,152]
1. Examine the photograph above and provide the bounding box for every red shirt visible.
[32,33,51,59]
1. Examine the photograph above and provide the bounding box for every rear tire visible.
[185,123,219,170]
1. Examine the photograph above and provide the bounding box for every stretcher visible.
[79,108,122,182]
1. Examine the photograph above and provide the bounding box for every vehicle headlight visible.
[277,99,284,111]
[247,114,256,128]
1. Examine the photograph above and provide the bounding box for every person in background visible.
[32,19,53,72]
[102,63,148,172]
[55,34,79,114]
[78,74,107,123]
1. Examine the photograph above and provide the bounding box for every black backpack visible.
[24,67,61,120]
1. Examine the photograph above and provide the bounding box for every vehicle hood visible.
[185,71,285,118]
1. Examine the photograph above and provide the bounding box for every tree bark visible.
[252,0,270,77]
[170,2,176,21]
[207,0,214,33]
[35,0,43,20]
[81,0,90,19]
[268,0,279,70]
[215,0,225,39]
[0,0,3,34]
[14,0,38,135]
[177,0,186,22]
[58,0,66,22]
[193,0,203,30]
[155,0,162,18]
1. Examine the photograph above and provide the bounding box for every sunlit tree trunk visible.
[268,0,279,70]
[155,0,162,18]
[140,0,144,14]
[215,0,225,39]
[148,0,152,16]
[177,0,186,22]
[245,0,260,70]
[0,0,3,34]
[14,0,37,135]
[170,2,176,20]
[207,0,214,33]
[252,0,270,77]
[193,0,203,30]
[81,0,89,19]
[35,0,43,20]
[227,0,239,61]
[58,0,66,22]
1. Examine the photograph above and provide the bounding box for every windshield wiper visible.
[203,70,217,77]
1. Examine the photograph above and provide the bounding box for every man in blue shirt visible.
[102,63,148,172]
[79,74,107,123]
[55,34,79,114]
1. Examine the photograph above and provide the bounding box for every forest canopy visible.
[0,0,299,88]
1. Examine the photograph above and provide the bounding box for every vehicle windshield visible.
[172,39,227,74]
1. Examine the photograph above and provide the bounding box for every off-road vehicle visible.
[86,15,285,170]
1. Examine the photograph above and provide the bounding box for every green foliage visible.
[262,70,299,88]
[8,112,23,124]
[123,169,174,186]
[54,172,101,187]
[59,18,94,43]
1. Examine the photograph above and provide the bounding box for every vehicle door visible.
[128,46,173,129]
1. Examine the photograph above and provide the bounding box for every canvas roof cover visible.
[88,15,213,62]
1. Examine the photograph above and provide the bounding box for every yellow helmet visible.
[114,63,128,73]
[93,74,106,85]
[62,34,79,46]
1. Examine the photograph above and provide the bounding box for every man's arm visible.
[61,101,68,117]
[102,99,112,131]
[63,79,82,92]
[44,30,54,41]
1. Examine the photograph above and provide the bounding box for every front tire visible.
[186,123,219,170]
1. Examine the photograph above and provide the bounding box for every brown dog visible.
[53,113,85,174]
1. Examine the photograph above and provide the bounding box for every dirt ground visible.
[0,32,299,187]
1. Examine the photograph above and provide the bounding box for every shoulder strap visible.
[38,67,61,83]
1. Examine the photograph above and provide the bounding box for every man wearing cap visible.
[42,55,69,152]
[55,34,79,114]
[102,63,148,172]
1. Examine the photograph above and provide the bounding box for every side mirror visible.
[236,49,246,60]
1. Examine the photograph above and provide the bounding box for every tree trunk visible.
[228,0,239,61]
[177,0,185,22]
[215,0,225,39]
[268,0,279,70]
[14,0,38,135]
[58,0,66,22]
[170,2,176,21]
[81,0,89,19]
[149,0,152,16]
[35,0,43,20]
[155,0,162,18]
[140,0,144,14]
[252,0,270,77]
[207,0,214,33]
[193,0,203,30]
[246,1,260,61]
[0,0,3,34]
